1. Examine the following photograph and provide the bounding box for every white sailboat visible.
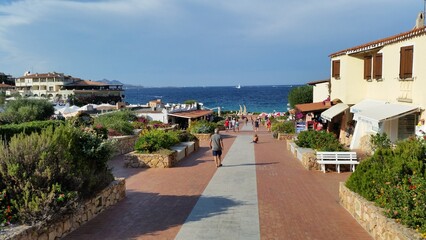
[236,84,241,89]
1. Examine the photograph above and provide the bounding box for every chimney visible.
[415,12,424,29]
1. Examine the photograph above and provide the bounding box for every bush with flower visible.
[346,135,426,234]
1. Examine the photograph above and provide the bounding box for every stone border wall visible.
[3,178,126,240]
[124,152,176,168]
[339,182,423,240]
[124,141,198,168]
[277,133,295,141]
[286,140,319,171]
[193,133,212,141]
[110,135,139,157]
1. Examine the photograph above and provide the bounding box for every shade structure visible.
[320,103,349,121]
[354,103,419,126]
[350,99,386,113]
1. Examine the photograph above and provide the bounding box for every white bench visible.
[316,152,359,173]
[170,145,187,161]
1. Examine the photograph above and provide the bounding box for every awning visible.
[320,103,349,121]
[350,99,386,113]
[354,103,419,126]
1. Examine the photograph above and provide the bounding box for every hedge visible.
[0,120,64,143]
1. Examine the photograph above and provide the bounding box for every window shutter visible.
[400,46,413,79]
[364,56,372,79]
[332,60,340,79]
[373,53,382,79]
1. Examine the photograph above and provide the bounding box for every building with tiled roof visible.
[327,13,426,150]
[15,72,124,104]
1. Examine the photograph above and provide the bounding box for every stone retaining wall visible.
[124,152,177,168]
[193,133,212,141]
[110,135,139,157]
[339,182,423,240]
[277,133,295,141]
[3,178,126,240]
[286,140,319,171]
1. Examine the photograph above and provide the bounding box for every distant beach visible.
[124,85,297,113]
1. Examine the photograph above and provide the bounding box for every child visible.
[251,134,258,143]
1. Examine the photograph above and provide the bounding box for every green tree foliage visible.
[184,100,197,105]
[288,85,313,108]
[346,137,426,234]
[0,99,54,124]
[0,124,114,224]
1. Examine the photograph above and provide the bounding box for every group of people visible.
[211,115,265,168]
[224,118,240,132]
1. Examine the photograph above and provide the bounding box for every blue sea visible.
[124,85,297,113]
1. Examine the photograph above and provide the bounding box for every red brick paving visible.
[64,136,236,240]
[64,125,372,240]
[254,127,372,240]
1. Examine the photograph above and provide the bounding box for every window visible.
[363,56,372,80]
[398,114,416,139]
[373,53,383,79]
[399,46,413,79]
[332,60,340,79]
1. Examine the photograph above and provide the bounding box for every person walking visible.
[254,118,259,132]
[266,119,271,132]
[210,128,224,167]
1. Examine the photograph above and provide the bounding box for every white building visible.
[15,72,124,104]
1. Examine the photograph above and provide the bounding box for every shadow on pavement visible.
[63,191,242,239]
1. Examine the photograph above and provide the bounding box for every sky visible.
[0,0,423,87]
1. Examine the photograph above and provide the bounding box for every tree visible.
[0,99,54,124]
[288,85,313,108]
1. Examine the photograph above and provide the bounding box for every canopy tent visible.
[320,103,349,121]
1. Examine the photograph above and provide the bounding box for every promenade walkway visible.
[65,122,372,240]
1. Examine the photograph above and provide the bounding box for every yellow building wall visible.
[330,34,426,120]
[312,82,329,102]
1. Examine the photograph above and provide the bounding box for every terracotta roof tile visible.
[66,80,108,87]
[295,102,330,112]
[168,110,213,119]
[329,26,426,58]
[0,83,13,88]
[307,79,330,85]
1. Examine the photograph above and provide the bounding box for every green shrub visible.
[0,124,114,224]
[188,120,216,134]
[295,130,346,151]
[346,137,426,234]
[0,120,64,143]
[135,129,180,153]
[94,110,136,136]
[0,99,54,124]
[370,132,392,151]
[271,121,295,134]
[0,189,18,227]
[177,131,197,142]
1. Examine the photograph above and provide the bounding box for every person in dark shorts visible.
[209,128,224,167]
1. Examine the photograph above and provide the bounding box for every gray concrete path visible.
[175,134,260,240]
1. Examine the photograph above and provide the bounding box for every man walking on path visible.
[209,128,224,167]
